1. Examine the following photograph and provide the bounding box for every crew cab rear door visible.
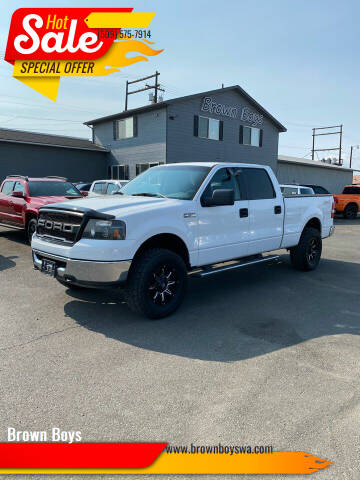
[197,167,249,265]
[0,180,15,224]
[241,167,283,254]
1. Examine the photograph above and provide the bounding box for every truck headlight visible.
[82,219,126,240]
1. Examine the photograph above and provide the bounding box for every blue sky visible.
[1,0,359,170]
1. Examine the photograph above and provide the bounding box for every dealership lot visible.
[0,219,359,479]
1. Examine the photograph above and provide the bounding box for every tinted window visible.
[243,168,275,200]
[14,181,25,194]
[300,187,314,194]
[311,186,329,194]
[92,182,106,194]
[28,182,81,197]
[77,183,91,191]
[202,168,241,202]
[343,187,360,194]
[106,183,119,194]
[1,181,15,195]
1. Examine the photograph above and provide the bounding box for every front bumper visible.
[32,249,131,287]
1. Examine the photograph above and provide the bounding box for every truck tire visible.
[343,203,358,219]
[124,248,188,319]
[290,227,322,271]
[27,218,37,244]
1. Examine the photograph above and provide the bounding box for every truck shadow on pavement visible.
[0,255,18,272]
[0,229,27,245]
[63,255,360,362]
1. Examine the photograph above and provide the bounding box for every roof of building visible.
[0,128,109,152]
[84,85,287,132]
[278,155,353,172]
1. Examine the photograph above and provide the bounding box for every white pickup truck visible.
[32,162,335,318]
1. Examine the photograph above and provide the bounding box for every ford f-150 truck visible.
[334,185,360,219]
[32,163,335,319]
[0,175,83,242]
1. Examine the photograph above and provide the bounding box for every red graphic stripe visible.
[0,443,166,469]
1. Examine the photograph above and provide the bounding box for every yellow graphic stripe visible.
[0,452,333,475]
[84,12,155,28]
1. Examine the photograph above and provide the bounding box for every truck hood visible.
[29,196,82,208]
[40,195,186,217]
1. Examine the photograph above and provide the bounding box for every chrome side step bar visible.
[192,254,280,278]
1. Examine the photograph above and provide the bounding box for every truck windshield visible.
[121,165,211,200]
[28,181,82,197]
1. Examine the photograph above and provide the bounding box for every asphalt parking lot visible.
[0,218,359,480]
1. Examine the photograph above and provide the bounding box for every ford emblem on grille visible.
[38,218,75,233]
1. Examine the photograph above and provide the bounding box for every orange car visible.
[334,185,360,219]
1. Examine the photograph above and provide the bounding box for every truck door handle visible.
[239,208,248,218]
[274,205,282,214]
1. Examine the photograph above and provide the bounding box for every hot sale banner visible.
[4,8,163,101]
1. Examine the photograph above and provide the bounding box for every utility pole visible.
[350,145,359,169]
[124,71,164,111]
[311,125,343,165]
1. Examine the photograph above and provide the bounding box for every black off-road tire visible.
[124,248,188,319]
[343,203,358,219]
[27,218,38,244]
[290,227,322,271]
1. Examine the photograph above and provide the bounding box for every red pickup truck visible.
[0,175,83,242]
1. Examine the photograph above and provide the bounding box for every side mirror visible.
[12,190,25,198]
[202,188,235,207]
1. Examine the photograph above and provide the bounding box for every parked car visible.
[303,184,330,195]
[280,184,315,195]
[0,175,82,242]
[74,182,92,196]
[88,179,129,196]
[334,184,360,219]
[32,162,335,319]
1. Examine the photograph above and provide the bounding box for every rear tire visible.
[290,227,322,271]
[27,218,37,244]
[124,248,187,319]
[343,203,358,219]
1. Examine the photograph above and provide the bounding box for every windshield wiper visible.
[131,192,167,198]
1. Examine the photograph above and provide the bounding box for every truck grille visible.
[36,210,84,245]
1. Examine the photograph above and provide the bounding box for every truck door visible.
[241,167,283,254]
[197,167,249,265]
[10,181,26,226]
[0,181,15,225]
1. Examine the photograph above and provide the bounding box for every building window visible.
[109,165,129,180]
[194,115,223,141]
[114,117,137,140]
[136,162,164,176]
[239,126,262,147]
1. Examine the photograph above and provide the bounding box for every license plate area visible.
[41,259,56,277]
